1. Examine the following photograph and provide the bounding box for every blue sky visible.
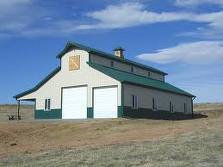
[0,0,223,104]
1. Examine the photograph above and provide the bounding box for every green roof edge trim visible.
[14,41,194,99]
[88,62,195,97]
[14,60,194,100]
[57,41,168,75]
[14,67,61,99]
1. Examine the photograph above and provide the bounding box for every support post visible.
[17,100,21,120]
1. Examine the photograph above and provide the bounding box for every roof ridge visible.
[88,62,166,84]
[57,41,168,75]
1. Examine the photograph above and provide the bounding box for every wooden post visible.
[17,100,21,120]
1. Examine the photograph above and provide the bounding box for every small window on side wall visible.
[170,101,173,113]
[131,66,134,73]
[132,95,138,109]
[148,72,151,77]
[45,98,51,111]
[110,61,114,67]
[184,103,187,113]
[152,98,158,111]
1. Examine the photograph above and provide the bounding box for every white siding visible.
[18,49,121,110]
[123,83,192,114]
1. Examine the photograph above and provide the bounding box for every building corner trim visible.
[87,107,94,118]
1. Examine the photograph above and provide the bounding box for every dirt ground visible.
[0,104,222,166]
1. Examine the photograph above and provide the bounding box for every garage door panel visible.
[94,87,118,118]
[62,86,87,119]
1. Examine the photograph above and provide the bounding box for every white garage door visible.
[62,86,87,119]
[94,87,118,118]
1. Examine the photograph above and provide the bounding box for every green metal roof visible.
[88,62,195,97]
[57,41,168,75]
[14,42,193,100]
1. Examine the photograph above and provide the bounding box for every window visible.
[69,55,80,71]
[132,95,138,109]
[152,98,158,111]
[131,66,134,73]
[45,98,51,111]
[148,71,151,77]
[184,103,187,113]
[170,101,173,113]
[110,61,114,67]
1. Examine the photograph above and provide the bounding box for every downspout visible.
[191,97,196,118]
[121,82,124,117]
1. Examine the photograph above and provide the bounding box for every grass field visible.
[0,103,222,166]
[0,104,33,122]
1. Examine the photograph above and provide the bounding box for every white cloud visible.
[0,0,78,38]
[0,0,37,35]
[137,41,223,64]
[177,28,223,40]
[0,0,31,6]
[175,0,223,7]
[0,1,223,38]
[77,2,223,31]
[0,0,31,16]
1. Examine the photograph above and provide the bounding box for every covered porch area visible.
[15,99,35,120]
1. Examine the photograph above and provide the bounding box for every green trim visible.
[123,106,193,119]
[35,109,62,119]
[14,67,61,99]
[118,106,123,118]
[119,83,124,118]
[87,107,93,118]
[57,41,167,75]
[88,62,195,97]
[89,106,122,118]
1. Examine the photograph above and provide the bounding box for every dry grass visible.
[0,103,222,166]
[194,103,223,112]
[0,105,33,121]
[1,128,222,167]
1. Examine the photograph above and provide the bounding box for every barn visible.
[14,41,195,119]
